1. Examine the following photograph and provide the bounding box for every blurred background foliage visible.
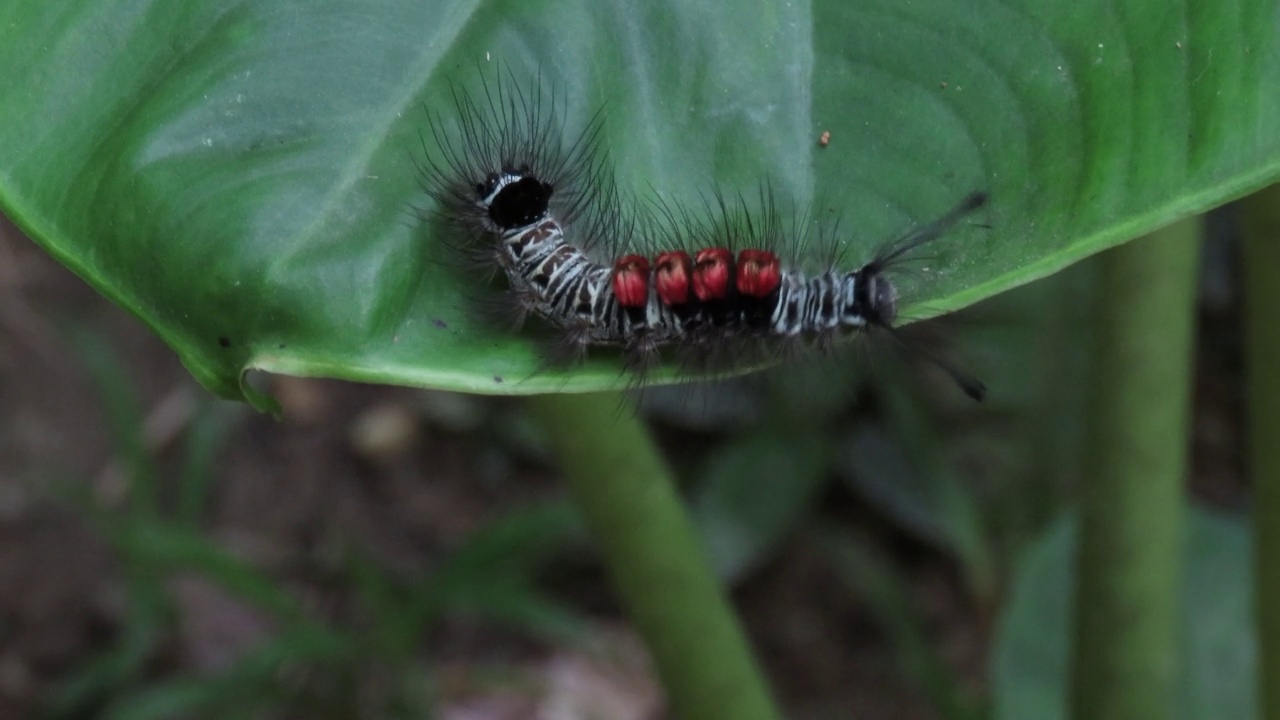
[0,190,1255,718]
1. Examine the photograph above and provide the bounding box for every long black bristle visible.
[873,190,989,269]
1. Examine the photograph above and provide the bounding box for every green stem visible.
[1242,184,1280,720]
[1069,219,1199,720]
[526,392,781,720]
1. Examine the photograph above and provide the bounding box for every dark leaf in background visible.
[993,506,1255,720]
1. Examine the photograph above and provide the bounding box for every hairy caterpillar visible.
[418,70,987,400]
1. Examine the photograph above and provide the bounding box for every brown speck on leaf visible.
[818,130,831,147]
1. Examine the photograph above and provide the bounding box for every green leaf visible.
[824,526,987,720]
[114,520,306,621]
[992,506,1256,720]
[690,431,831,582]
[103,625,351,720]
[837,422,995,592]
[2,1,1277,404]
[426,501,590,641]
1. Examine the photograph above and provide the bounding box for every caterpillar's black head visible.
[481,168,554,231]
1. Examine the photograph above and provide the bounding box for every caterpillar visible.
[418,70,987,400]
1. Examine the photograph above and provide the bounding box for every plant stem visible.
[526,392,781,720]
[1242,184,1280,720]
[1069,218,1199,720]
